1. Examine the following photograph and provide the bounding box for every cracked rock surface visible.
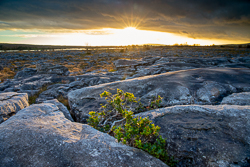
[44,99,74,121]
[68,68,250,123]
[0,92,29,123]
[137,105,250,167]
[0,103,167,167]
[221,92,250,105]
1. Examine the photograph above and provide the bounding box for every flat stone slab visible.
[221,92,250,105]
[68,68,250,123]
[0,103,167,167]
[137,105,250,166]
[0,92,29,123]
[44,99,74,121]
[36,63,69,76]
[114,59,146,68]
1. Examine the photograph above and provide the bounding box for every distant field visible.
[0,43,250,52]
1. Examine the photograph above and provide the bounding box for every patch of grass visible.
[28,94,38,104]
[79,63,89,69]
[57,95,70,110]
[28,85,48,104]
[108,69,117,72]
[121,75,127,80]
[105,63,117,72]
[0,67,16,83]
[80,52,92,57]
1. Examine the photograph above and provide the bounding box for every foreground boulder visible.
[68,68,250,123]
[0,92,29,123]
[0,103,167,167]
[137,105,250,167]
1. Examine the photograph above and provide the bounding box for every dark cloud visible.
[0,0,250,41]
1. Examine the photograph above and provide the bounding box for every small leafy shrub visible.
[112,110,173,164]
[135,95,162,113]
[87,89,176,166]
[87,89,137,132]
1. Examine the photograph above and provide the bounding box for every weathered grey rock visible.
[1,73,80,99]
[137,105,250,167]
[197,81,227,104]
[133,62,203,78]
[0,92,29,123]
[35,74,121,104]
[154,57,230,66]
[44,99,74,121]
[225,63,250,68]
[84,77,114,86]
[68,68,250,123]
[0,82,10,91]
[0,103,167,167]
[114,59,145,68]
[221,92,250,105]
[69,81,85,88]
[238,57,250,63]
[141,56,161,65]
[36,63,69,75]
[14,68,37,79]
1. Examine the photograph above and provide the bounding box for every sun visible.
[124,27,137,31]
[123,27,137,33]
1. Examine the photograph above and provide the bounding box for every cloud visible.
[0,0,250,41]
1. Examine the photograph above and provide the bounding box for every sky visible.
[0,0,249,46]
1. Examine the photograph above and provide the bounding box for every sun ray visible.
[125,14,131,27]
[120,16,129,28]
[130,13,133,27]
[134,15,146,29]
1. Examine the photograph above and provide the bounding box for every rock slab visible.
[44,99,74,121]
[137,105,250,167]
[221,92,250,105]
[0,92,29,123]
[68,68,250,123]
[114,59,144,68]
[36,63,69,76]
[0,103,167,167]
[14,68,37,79]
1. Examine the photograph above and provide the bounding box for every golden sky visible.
[0,0,249,46]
